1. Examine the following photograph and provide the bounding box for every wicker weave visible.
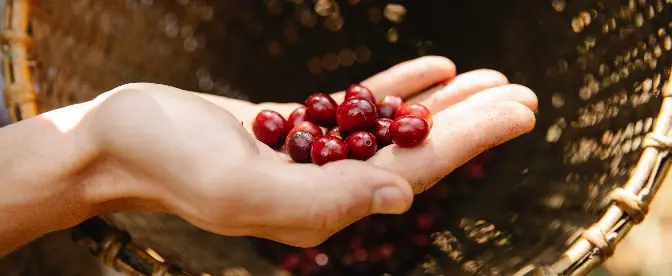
[1,0,672,275]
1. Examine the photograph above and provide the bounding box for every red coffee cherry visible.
[395,103,433,128]
[291,121,323,138]
[310,136,348,165]
[252,110,291,149]
[305,93,338,127]
[285,130,317,163]
[373,118,393,146]
[377,96,403,119]
[389,115,430,147]
[288,106,308,126]
[345,131,378,160]
[345,84,375,103]
[326,127,343,139]
[336,97,378,132]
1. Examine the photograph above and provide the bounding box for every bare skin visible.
[0,56,537,256]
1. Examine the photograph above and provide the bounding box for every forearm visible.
[0,102,101,256]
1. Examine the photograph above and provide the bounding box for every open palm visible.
[198,56,538,194]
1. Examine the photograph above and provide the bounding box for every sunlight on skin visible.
[37,86,120,133]
[38,102,91,133]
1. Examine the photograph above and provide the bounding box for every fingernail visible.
[372,186,409,214]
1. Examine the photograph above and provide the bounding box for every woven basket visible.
[1,0,671,275]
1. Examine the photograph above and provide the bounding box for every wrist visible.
[36,97,167,218]
[0,102,107,254]
[72,96,171,216]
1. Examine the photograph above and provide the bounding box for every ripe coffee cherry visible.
[389,116,430,147]
[311,136,348,165]
[345,84,375,103]
[377,96,403,119]
[288,106,308,126]
[336,97,378,132]
[286,130,316,163]
[326,127,343,139]
[395,103,433,128]
[305,93,338,127]
[373,118,393,146]
[291,121,323,137]
[345,131,378,160]
[252,110,291,149]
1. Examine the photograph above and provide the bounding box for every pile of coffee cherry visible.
[252,84,432,164]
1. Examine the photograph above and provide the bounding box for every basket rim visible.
[2,0,671,275]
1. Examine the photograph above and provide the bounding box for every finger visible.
[368,101,536,194]
[331,56,456,103]
[454,84,538,112]
[407,69,510,113]
[229,159,413,229]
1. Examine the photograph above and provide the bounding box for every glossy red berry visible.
[336,97,378,132]
[285,130,317,163]
[395,103,433,128]
[389,116,430,147]
[345,84,375,103]
[326,127,343,139]
[291,121,323,137]
[373,118,393,146]
[252,110,291,149]
[288,106,308,126]
[305,93,338,127]
[310,136,348,165]
[345,131,377,160]
[377,96,403,119]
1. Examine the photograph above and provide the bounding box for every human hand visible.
[82,56,537,247]
[197,56,538,193]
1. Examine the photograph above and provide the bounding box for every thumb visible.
[240,160,413,230]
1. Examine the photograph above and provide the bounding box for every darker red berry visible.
[417,214,434,229]
[377,96,403,119]
[252,110,291,149]
[345,84,375,103]
[336,97,378,132]
[326,127,343,139]
[389,116,430,147]
[285,130,317,163]
[305,93,338,127]
[310,136,348,165]
[464,162,485,179]
[281,253,301,270]
[288,106,308,126]
[345,131,377,160]
[373,118,393,146]
[291,121,323,137]
[395,103,433,128]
